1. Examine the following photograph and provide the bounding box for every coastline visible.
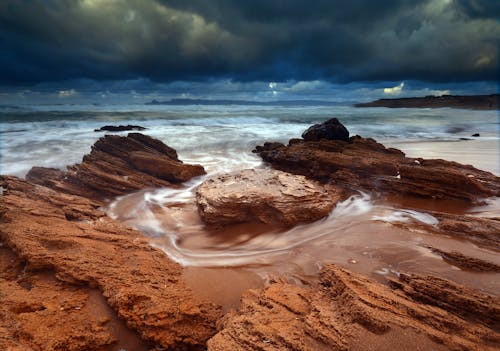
[1,121,499,350]
[355,94,500,110]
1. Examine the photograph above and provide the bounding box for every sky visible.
[0,0,498,104]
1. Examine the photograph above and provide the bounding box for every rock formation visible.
[26,133,204,200]
[0,175,221,351]
[208,264,500,351]
[196,169,339,227]
[1,124,499,351]
[254,124,500,204]
[302,117,350,141]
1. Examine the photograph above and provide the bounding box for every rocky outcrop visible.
[26,133,204,200]
[0,175,222,350]
[196,169,339,227]
[94,125,147,132]
[254,132,500,204]
[208,264,500,351]
[129,151,205,182]
[428,248,500,272]
[302,117,350,141]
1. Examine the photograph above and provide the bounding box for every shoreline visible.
[355,94,499,110]
[1,122,499,350]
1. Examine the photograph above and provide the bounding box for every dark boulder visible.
[301,118,349,142]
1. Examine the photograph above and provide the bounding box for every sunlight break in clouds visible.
[58,89,77,97]
[384,82,404,95]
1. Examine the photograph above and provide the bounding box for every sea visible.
[1,103,499,307]
[1,103,498,176]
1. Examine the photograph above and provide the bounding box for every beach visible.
[1,104,499,350]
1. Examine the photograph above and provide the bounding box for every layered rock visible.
[0,175,222,350]
[254,126,500,204]
[26,133,204,200]
[196,169,339,227]
[208,264,500,351]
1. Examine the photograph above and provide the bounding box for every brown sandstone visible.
[26,133,204,200]
[254,136,500,204]
[196,169,340,227]
[208,264,500,351]
[2,125,499,351]
[0,175,222,350]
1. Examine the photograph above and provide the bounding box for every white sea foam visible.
[372,209,438,226]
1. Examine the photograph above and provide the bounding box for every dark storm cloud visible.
[0,0,498,84]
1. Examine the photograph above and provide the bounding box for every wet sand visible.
[384,138,499,175]
[109,148,500,311]
[106,136,500,312]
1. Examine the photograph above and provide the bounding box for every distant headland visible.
[355,94,499,110]
[145,98,350,106]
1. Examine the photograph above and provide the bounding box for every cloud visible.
[58,89,77,97]
[0,78,494,105]
[384,82,404,95]
[0,0,498,85]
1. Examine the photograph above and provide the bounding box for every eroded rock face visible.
[301,117,350,141]
[254,133,500,204]
[0,176,222,350]
[26,133,203,200]
[196,169,340,227]
[208,264,500,351]
[129,151,205,182]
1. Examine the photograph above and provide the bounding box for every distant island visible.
[146,98,350,106]
[355,94,499,110]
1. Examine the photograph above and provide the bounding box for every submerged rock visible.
[26,133,203,200]
[94,125,146,132]
[301,117,350,141]
[196,169,340,227]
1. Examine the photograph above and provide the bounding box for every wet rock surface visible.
[26,133,203,200]
[196,169,339,227]
[94,125,147,132]
[2,124,499,350]
[254,129,500,204]
[208,264,500,351]
[0,176,222,351]
[302,117,350,141]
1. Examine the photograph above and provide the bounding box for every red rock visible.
[196,169,340,227]
[208,264,500,351]
[129,151,205,182]
[254,132,500,204]
[0,176,222,350]
[26,133,204,200]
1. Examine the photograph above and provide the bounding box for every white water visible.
[2,103,499,294]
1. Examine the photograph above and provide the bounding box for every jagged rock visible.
[427,247,500,272]
[196,169,339,227]
[301,117,350,141]
[254,126,500,203]
[208,264,500,351]
[129,151,205,182]
[26,133,202,200]
[94,125,146,132]
[0,176,222,350]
